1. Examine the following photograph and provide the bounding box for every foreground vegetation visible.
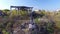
[0,9,60,34]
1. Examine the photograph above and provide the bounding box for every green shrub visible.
[2,29,10,34]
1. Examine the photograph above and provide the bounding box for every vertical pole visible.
[18,8,19,15]
[30,8,33,24]
[15,8,17,14]
[10,7,11,14]
[9,6,12,17]
[29,8,33,34]
[10,6,13,34]
[17,8,18,15]
[17,8,19,15]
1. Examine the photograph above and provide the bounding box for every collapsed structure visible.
[10,6,33,14]
[10,6,38,34]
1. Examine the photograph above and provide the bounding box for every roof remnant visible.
[10,6,33,9]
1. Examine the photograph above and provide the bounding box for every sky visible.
[0,0,60,10]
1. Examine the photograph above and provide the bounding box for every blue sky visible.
[0,0,60,10]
